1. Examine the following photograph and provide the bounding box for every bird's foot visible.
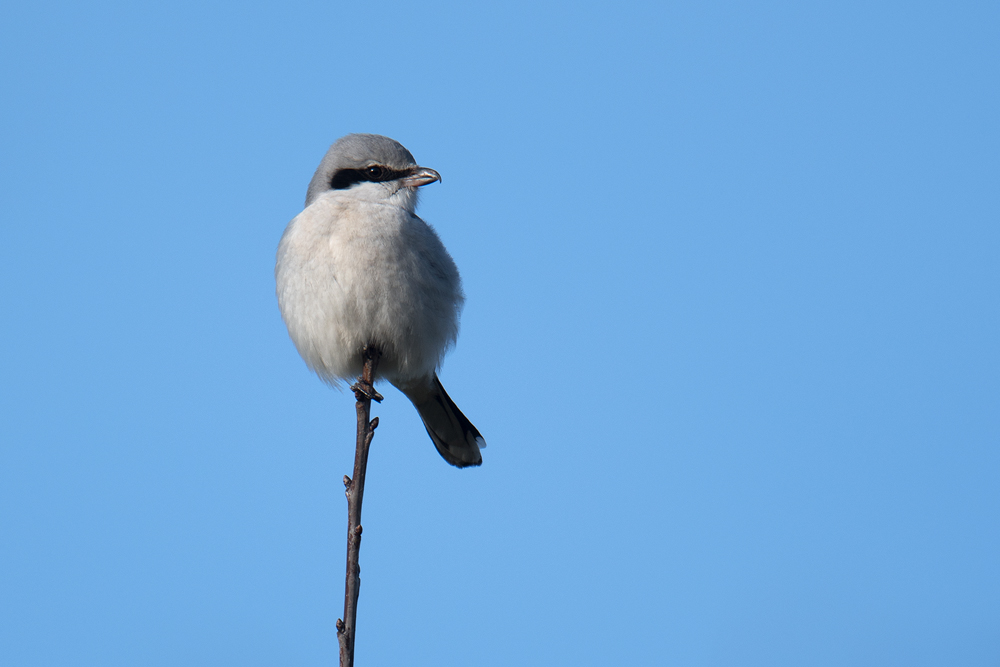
[351,381,383,403]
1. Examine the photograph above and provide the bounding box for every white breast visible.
[275,189,464,385]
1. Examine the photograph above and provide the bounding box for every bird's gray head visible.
[304,134,441,208]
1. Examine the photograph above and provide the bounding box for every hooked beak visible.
[401,167,441,188]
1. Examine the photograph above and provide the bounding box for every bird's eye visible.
[366,166,387,180]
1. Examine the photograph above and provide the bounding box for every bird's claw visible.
[351,381,383,403]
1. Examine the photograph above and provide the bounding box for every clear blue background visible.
[2,1,997,665]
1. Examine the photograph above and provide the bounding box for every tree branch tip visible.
[340,343,381,667]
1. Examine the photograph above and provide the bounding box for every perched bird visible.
[276,134,485,467]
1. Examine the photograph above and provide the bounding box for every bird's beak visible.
[402,167,441,188]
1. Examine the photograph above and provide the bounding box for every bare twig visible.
[337,345,382,667]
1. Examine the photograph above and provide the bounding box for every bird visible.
[275,134,485,467]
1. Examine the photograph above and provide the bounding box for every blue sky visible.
[1,1,998,665]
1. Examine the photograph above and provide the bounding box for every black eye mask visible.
[330,165,413,190]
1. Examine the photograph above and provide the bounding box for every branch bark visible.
[337,345,382,667]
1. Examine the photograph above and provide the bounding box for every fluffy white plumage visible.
[276,187,462,384]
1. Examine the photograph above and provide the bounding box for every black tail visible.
[394,375,485,468]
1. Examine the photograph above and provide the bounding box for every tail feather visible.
[394,375,484,468]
